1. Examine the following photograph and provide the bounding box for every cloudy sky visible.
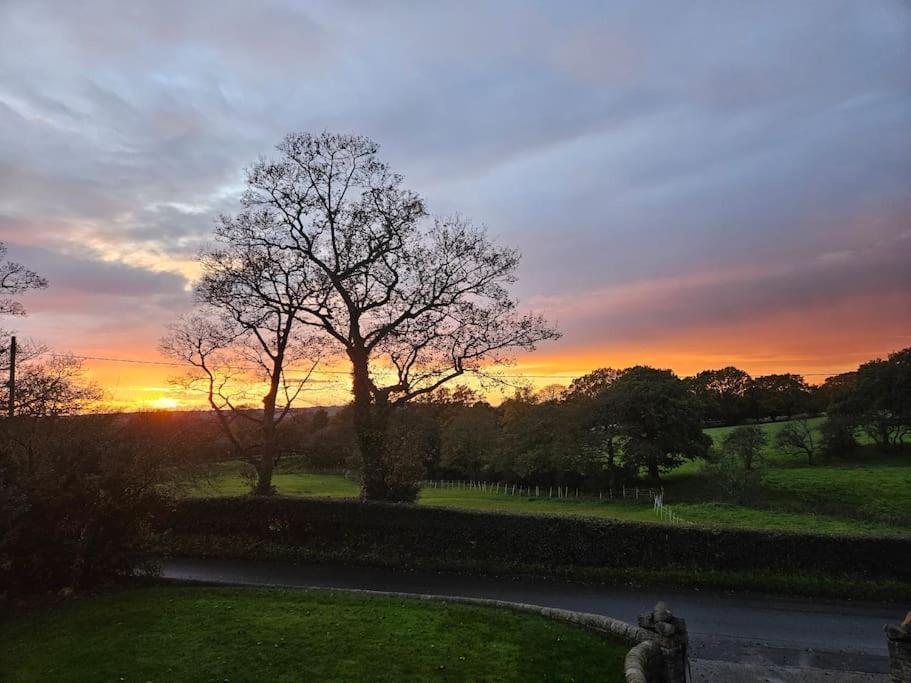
[1,1,909,407]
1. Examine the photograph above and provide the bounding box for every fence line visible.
[421,479,688,525]
[652,491,688,525]
[421,478,661,503]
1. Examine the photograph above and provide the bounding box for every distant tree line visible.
[291,349,910,491]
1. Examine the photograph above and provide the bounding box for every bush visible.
[163,496,911,581]
[0,414,184,593]
[821,415,858,457]
[705,450,765,505]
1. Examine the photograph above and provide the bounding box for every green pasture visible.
[192,446,910,537]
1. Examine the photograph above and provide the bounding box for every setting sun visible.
[147,397,180,410]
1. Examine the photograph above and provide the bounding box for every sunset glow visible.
[1,2,908,411]
[147,397,181,410]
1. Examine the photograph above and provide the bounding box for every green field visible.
[194,464,361,498]
[0,586,626,682]
[192,418,911,538]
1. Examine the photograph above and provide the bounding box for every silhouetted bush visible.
[164,496,911,581]
[0,414,184,593]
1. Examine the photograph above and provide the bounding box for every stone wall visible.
[885,611,911,683]
[632,602,689,683]
[625,641,664,682]
[190,581,683,682]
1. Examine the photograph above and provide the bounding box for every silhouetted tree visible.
[775,418,818,465]
[690,366,753,425]
[0,242,47,319]
[309,407,330,432]
[0,242,47,367]
[607,366,710,482]
[6,354,100,417]
[826,348,910,452]
[751,373,811,420]
[439,402,499,480]
[566,368,627,488]
[160,225,323,494]
[232,132,558,500]
[565,367,623,400]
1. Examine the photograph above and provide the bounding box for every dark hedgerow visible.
[164,496,911,581]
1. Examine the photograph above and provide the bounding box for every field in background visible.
[193,415,911,538]
[0,586,627,682]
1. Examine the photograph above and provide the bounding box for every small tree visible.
[775,418,818,465]
[161,210,326,494]
[706,445,765,505]
[721,425,767,471]
[161,312,320,495]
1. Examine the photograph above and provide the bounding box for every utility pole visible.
[7,335,15,418]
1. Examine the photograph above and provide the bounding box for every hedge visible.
[162,496,911,581]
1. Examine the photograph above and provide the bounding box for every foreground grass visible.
[0,586,627,682]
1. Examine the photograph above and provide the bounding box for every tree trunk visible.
[252,455,274,495]
[350,348,390,500]
[252,359,282,496]
[647,456,661,483]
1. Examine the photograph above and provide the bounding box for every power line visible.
[55,352,849,379]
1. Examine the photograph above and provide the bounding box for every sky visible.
[1,0,909,409]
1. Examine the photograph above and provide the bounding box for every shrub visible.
[821,415,858,457]
[705,449,765,505]
[163,496,911,581]
[0,414,184,593]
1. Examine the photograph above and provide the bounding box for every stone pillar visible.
[885,612,911,683]
[637,602,689,683]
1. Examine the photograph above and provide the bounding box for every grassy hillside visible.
[187,418,911,536]
[191,419,911,537]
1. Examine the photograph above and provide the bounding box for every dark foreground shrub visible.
[165,496,911,581]
[0,414,185,593]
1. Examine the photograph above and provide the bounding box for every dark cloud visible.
[0,0,907,367]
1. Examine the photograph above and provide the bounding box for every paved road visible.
[160,558,903,676]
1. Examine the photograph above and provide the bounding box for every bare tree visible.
[7,354,101,417]
[161,225,322,494]
[775,418,818,465]
[1,242,48,361]
[230,132,559,500]
[0,242,47,319]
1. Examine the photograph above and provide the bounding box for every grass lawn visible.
[0,586,627,682]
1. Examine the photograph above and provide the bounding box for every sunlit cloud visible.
[0,0,908,409]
